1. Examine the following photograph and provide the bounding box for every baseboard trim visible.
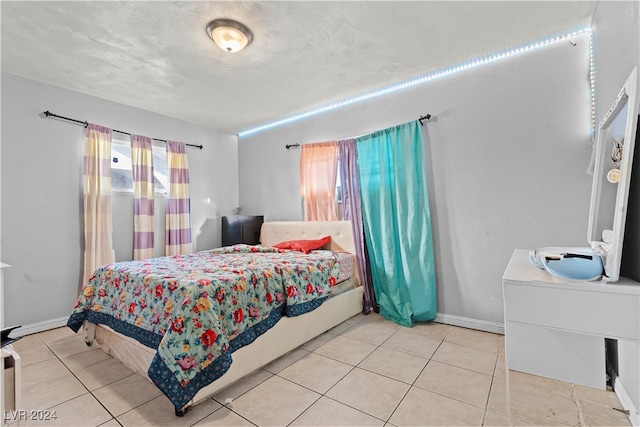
[10,313,505,339]
[434,312,504,335]
[10,316,70,337]
[613,376,639,427]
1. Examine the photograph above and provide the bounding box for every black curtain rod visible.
[286,113,432,150]
[43,111,204,149]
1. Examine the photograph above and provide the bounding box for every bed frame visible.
[83,221,364,415]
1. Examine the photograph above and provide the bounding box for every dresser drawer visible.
[503,281,640,341]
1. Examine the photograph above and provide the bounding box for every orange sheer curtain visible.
[300,141,339,221]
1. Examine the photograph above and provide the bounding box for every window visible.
[111,139,168,194]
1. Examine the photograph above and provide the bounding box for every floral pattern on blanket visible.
[68,245,339,409]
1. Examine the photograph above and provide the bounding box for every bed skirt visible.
[88,285,364,409]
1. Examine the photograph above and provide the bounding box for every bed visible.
[67,220,363,416]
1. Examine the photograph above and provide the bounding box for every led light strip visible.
[239,26,593,138]
[589,29,596,141]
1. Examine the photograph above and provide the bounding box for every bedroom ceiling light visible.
[206,19,253,53]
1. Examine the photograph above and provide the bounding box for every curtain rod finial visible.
[419,114,432,125]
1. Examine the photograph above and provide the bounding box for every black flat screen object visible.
[221,215,264,246]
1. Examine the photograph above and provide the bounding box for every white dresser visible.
[503,249,640,389]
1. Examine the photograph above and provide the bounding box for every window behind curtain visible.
[111,139,168,194]
[109,138,168,260]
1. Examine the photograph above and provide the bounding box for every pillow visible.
[273,235,331,253]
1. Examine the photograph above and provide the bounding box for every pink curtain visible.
[131,135,154,260]
[300,141,339,221]
[165,141,193,255]
[83,124,115,285]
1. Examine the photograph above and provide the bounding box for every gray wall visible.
[592,0,640,415]
[238,32,594,326]
[1,73,239,327]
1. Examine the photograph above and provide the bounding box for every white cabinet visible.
[2,346,21,413]
[503,250,640,389]
[1,262,9,330]
[0,263,19,426]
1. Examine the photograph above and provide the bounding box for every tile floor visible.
[3,313,632,426]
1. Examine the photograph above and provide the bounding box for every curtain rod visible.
[285,113,432,150]
[43,111,204,150]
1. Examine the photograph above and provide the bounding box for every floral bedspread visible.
[67,245,340,410]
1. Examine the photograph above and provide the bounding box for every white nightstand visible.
[503,249,640,389]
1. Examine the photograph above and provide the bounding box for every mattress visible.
[336,252,355,283]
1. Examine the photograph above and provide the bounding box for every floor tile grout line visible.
[39,332,151,425]
[482,375,497,426]
[283,360,392,426]
[21,331,121,426]
[182,400,226,427]
[426,358,497,378]
[384,332,506,424]
[486,350,501,420]
[284,393,326,427]
[201,402,258,427]
[312,319,388,424]
[274,328,394,425]
[213,369,274,407]
[384,335,448,424]
[308,338,379,368]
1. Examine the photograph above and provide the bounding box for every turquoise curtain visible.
[356,120,436,327]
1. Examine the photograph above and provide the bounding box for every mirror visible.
[587,67,639,282]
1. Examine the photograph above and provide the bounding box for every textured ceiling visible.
[1,1,597,134]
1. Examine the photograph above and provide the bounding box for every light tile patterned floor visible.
[3,313,632,426]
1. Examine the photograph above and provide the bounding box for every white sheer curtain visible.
[83,124,115,284]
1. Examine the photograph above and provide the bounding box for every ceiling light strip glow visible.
[589,29,596,141]
[239,26,591,138]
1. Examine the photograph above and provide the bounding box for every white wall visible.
[592,0,640,418]
[0,73,239,328]
[238,32,593,326]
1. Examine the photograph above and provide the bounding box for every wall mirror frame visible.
[588,66,639,282]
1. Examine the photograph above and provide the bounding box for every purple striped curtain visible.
[339,139,376,314]
[83,124,115,285]
[131,135,154,260]
[165,141,193,255]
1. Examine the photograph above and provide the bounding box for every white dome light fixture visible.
[206,19,253,53]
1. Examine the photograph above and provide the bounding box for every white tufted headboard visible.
[260,221,359,285]
[260,221,355,254]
